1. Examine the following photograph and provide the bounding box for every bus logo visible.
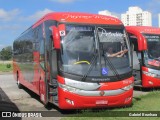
[99,91,105,96]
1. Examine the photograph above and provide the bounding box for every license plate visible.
[96,100,108,105]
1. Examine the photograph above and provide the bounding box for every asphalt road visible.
[0,73,149,119]
[0,74,62,120]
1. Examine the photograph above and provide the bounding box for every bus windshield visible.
[60,24,132,81]
[143,34,160,67]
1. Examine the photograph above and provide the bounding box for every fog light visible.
[125,97,132,103]
[66,99,74,105]
[148,81,153,85]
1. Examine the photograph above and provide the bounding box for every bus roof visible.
[125,26,160,34]
[32,12,123,28]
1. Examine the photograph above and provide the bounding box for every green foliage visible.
[6,64,11,68]
[0,63,12,72]
[0,46,12,60]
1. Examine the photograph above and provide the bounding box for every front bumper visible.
[58,87,133,109]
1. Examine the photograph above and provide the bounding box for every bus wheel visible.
[44,102,51,110]
[17,72,23,89]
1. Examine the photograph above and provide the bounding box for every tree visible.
[0,46,12,60]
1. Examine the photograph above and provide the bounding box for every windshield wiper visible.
[103,54,121,80]
[100,43,121,80]
[81,51,98,81]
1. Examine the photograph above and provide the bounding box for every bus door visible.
[129,34,142,86]
[48,38,58,104]
[37,23,50,105]
[38,22,59,105]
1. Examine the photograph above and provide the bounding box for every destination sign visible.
[66,25,93,31]
[144,35,160,42]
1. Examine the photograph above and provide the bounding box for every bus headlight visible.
[143,71,160,78]
[122,83,134,91]
[59,84,80,93]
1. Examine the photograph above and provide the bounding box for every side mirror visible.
[50,26,60,49]
[50,24,66,49]
[137,34,147,51]
[126,27,147,51]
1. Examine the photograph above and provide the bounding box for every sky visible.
[0,0,160,50]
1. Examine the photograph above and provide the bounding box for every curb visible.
[0,72,13,75]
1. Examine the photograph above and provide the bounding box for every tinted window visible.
[128,33,138,51]
[44,20,56,48]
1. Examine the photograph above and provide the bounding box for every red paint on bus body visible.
[141,67,160,88]
[126,26,160,34]
[58,86,133,109]
[99,77,134,90]
[32,12,123,28]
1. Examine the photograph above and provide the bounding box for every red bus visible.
[13,12,133,109]
[126,26,160,88]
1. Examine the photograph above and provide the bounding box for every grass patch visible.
[62,91,160,120]
[0,63,13,72]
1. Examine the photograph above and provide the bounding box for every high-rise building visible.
[158,13,160,27]
[121,6,152,26]
[98,10,118,18]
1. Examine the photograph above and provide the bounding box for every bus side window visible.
[40,40,45,69]
[137,52,142,60]
[44,20,56,49]
[38,24,45,69]
[33,28,40,52]
[130,36,142,60]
